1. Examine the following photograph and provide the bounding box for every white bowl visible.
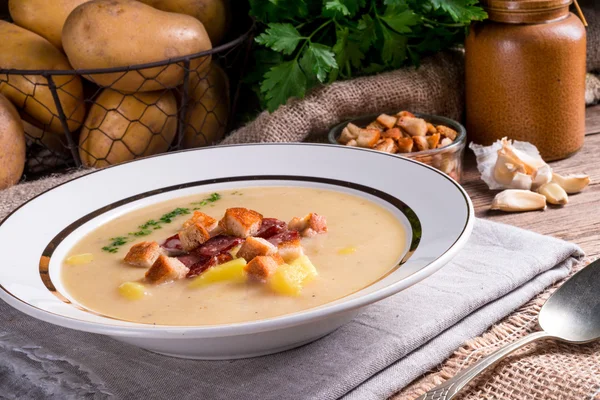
[0,144,473,359]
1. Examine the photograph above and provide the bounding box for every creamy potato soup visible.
[61,187,406,326]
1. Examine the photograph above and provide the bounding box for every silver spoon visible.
[418,258,600,400]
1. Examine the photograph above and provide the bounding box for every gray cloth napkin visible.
[0,219,582,400]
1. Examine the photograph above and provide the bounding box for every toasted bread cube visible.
[338,127,357,144]
[376,114,397,129]
[382,127,402,140]
[346,122,363,137]
[413,136,429,151]
[277,234,304,262]
[437,125,458,140]
[178,222,211,251]
[439,137,453,148]
[426,123,437,135]
[395,110,415,118]
[366,121,385,131]
[218,208,263,238]
[356,129,381,148]
[182,211,217,232]
[346,139,358,147]
[426,133,440,149]
[237,236,278,262]
[288,213,328,237]
[124,241,163,268]
[245,255,284,281]
[145,255,189,284]
[396,137,414,153]
[373,138,397,154]
[397,117,428,137]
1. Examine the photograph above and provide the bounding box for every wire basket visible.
[0,17,254,177]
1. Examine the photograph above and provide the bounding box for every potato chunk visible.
[118,282,148,300]
[269,256,318,296]
[188,258,247,288]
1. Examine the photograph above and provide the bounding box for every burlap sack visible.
[222,51,465,145]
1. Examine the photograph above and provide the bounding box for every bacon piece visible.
[193,235,244,258]
[177,253,205,268]
[267,230,300,246]
[255,218,287,239]
[187,253,233,278]
[161,234,185,255]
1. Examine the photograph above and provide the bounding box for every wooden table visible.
[463,104,600,258]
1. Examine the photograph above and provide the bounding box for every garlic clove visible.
[537,182,568,205]
[509,172,533,190]
[531,163,552,190]
[501,138,546,175]
[491,190,547,212]
[493,151,527,186]
[551,173,591,194]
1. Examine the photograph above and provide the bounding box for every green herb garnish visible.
[249,0,487,112]
[191,192,222,206]
[101,193,224,253]
[159,207,191,224]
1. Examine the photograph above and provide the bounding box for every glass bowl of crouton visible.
[328,112,466,181]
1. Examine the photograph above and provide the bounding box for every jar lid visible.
[480,0,572,23]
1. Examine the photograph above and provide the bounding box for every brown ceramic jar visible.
[465,0,586,161]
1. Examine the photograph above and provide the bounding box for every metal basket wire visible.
[0,17,254,177]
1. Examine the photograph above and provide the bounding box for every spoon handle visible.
[416,330,553,400]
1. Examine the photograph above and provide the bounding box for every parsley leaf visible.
[381,6,420,34]
[255,23,304,55]
[300,43,338,83]
[261,60,307,112]
[429,0,487,23]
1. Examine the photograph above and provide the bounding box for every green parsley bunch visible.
[248,0,487,112]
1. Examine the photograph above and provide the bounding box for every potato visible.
[0,21,85,134]
[0,93,26,189]
[8,0,91,50]
[182,63,229,148]
[139,0,229,45]
[62,0,213,92]
[79,89,177,167]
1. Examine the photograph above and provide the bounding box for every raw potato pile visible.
[471,138,591,212]
[338,111,458,154]
[0,0,232,184]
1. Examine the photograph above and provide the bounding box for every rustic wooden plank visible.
[586,104,600,135]
[463,133,600,258]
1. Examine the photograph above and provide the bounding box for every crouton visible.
[376,114,397,129]
[437,125,458,140]
[346,139,358,147]
[397,117,428,137]
[288,213,328,239]
[439,137,453,148]
[373,138,397,154]
[338,127,357,144]
[413,136,429,151]
[244,254,284,281]
[356,129,381,148]
[382,128,402,140]
[396,137,414,153]
[346,123,362,137]
[182,211,218,232]
[124,241,163,268]
[366,121,385,131]
[145,255,189,284]
[218,208,263,238]
[236,236,278,262]
[178,222,211,251]
[426,133,440,149]
[278,238,305,262]
[395,110,415,118]
[426,123,437,135]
